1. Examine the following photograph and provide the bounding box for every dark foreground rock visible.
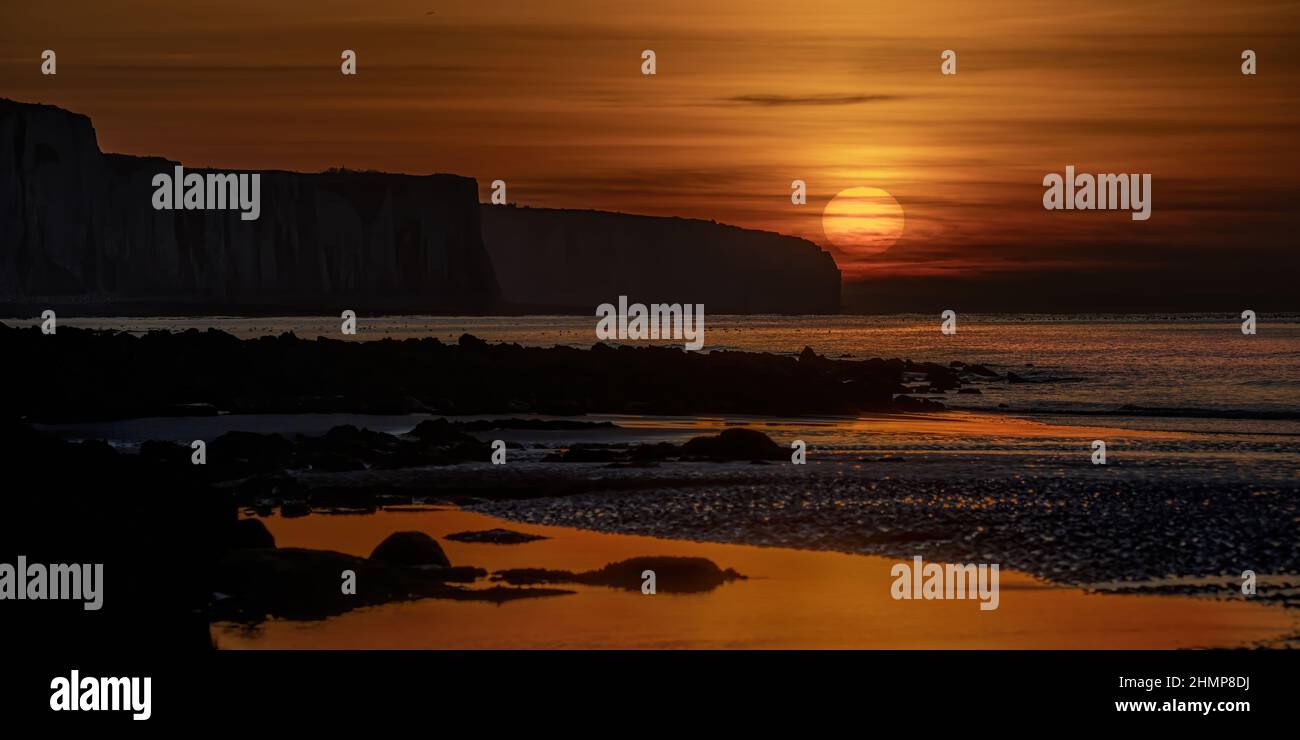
[228,518,276,549]
[369,531,451,567]
[892,395,947,412]
[494,556,745,593]
[199,424,491,481]
[0,325,959,421]
[680,428,785,460]
[448,418,618,432]
[444,529,549,544]
[1,421,224,655]
[546,428,787,463]
[212,547,564,621]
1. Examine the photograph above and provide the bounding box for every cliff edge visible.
[0,98,499,315]
[480,205,841,314]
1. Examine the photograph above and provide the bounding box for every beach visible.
[214,507,1296,649]
[42,406,1295,649]
[9,316,1299,650]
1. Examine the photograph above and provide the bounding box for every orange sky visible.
[2,0,1297,304]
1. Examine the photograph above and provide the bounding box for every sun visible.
[821,187,905,257]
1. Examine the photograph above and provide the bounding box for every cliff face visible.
[0,99,839,316]
[480,205,841,314]
[0,99,498,314]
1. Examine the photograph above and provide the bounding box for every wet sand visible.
[213,508,1296,649]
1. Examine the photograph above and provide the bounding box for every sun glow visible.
[821,187,905,258]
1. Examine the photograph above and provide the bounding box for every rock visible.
[892,395,945,411]
[1006,372,1029,383]
[1,420,227,652]
[200,423,495,485]
[629,442,681,461]
[680,428,785,460]
[585,556,745,592]
[280,500,311,518]
[407,418,475,444]
[444,528,549,545]
[228,518,276,549]
[494,556,745,593]
[549,446,626,463]
[138,439,191,465]
[425,566,489,583]
[1,323,933,422]
[210,431,294,475]
[493,568,575,586]
[957,388,982,395]
[306,487,380,512]
[450,418,618,431]
[230,473,302,500]
[458,333,490,351]
[924,366,961,391]
[369,531,451,567]
[301,425,415,471]
[213,547,556,620]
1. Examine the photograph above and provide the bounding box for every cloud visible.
[716,93,907,107]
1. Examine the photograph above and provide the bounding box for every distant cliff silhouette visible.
[0,99,498,315]
[481,205,841,314]
[1,99,840,316]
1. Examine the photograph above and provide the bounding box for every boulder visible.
[892,395,945,411]
[214,547,544,620]
[209,431,294,473]
[680,428,785,460]
[585,556,745,592]
[444,529,548,544]
[369,531,450,567]
[494,556,745,593]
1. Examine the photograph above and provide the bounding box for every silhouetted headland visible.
[481,204,840,313]
[0,98,840,316]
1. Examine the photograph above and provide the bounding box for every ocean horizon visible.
[19,312,1299,427]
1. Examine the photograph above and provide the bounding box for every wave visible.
[1016,404,1300,421]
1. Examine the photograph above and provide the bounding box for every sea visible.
[27,313,1300,431]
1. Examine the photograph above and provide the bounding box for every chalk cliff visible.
[480,205,841,314]
[0,99,841,316]
[0,99,498,314]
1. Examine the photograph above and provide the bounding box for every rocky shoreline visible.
[3,421,755,629]
[6,325,1295,647]
[1,324,982,421]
